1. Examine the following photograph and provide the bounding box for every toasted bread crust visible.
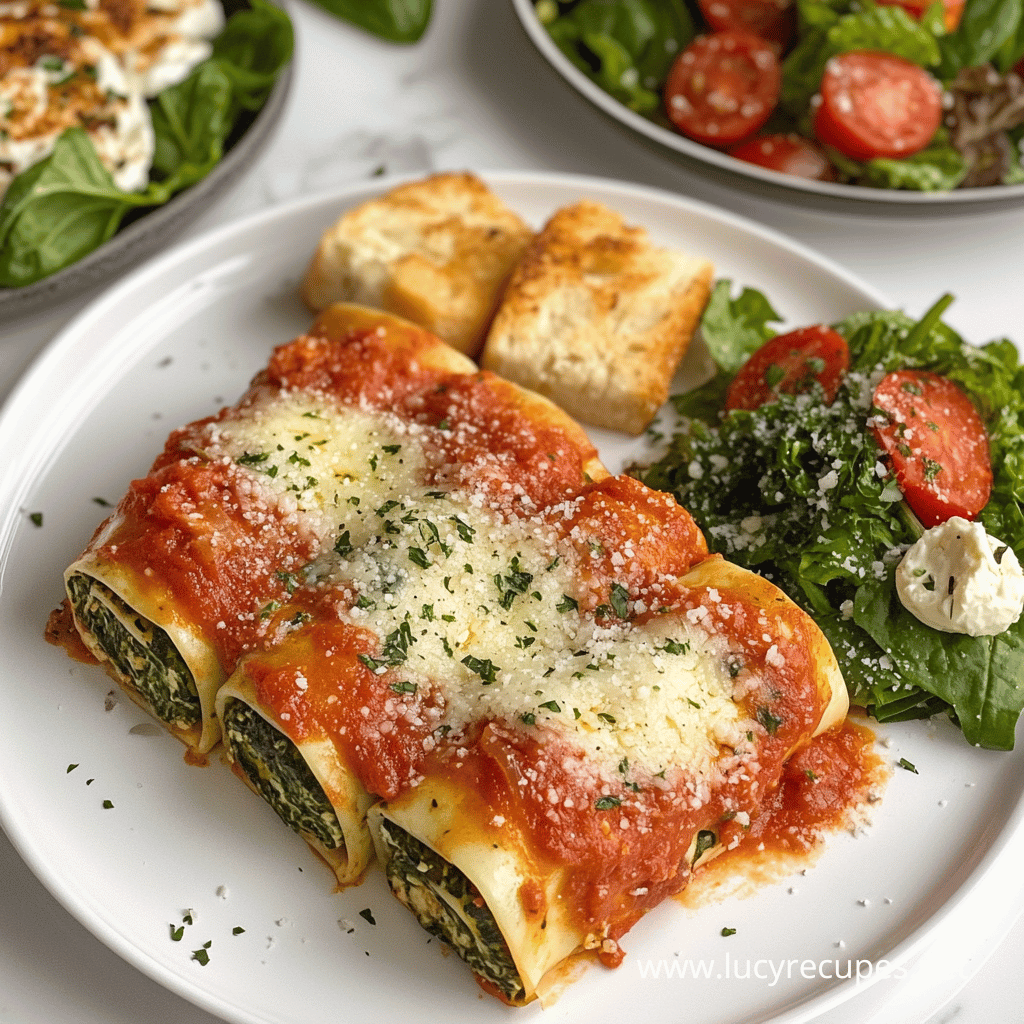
[301,173,533,357]
[481,201,714,435]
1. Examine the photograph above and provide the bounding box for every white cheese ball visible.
[896,516,1024,637]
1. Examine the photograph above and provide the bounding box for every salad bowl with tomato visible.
[516,0,1024,208]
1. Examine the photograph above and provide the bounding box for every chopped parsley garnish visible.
[721,927,737,937]
[609,582,629,618]
[756,706,783,736]
[334,530,353,556]
[659,638,690,655]
[236,451,269,467]
[389,680,418,694]
[191,941,212,966]
[408,547,431,568]
[693,829,717,864]
[556,594,578,613]
[275,570,299,594]
[494,556,534,609]
[359,908,376,925]
[897,757,918,774]
[538,700,561,713]
[461,655,500,684]
[597,712,617,724]
[594,795,621,810]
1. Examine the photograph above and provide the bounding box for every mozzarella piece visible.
[123,0,225,97]
[896,516,1024,636]
[89,89,156,192]
[0,38,154,196]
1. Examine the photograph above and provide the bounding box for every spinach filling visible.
[378,817,525,1003]
[66,572,200,728]
[221,697,345,850]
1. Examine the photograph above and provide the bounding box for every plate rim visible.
[1,168,1021,1024]
[508,0,1024,212]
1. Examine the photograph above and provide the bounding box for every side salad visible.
[537,0,1024,190]
[0,0,293,287]
[636,285,1024,750]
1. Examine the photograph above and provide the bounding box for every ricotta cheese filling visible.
[896,516,1024,636]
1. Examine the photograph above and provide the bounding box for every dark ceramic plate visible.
[0,2,292,322]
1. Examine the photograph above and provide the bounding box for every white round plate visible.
[0,171,1021,1024]
[510,0,1024,212]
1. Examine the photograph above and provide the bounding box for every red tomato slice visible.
[875,0,965,31]
[727,132,836,180]
[664,31,781,147]
[871,370,993,527]
[725,326,850,411]
[696,0,796,48]
[813,51,942,161]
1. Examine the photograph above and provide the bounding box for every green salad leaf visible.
[0,130,156,287]
[828,130,969,191]
[150,61,234,193]
[304,0,433,43]
[0,0,293,288]
[699,279,782,374]
[544,0,694,114]
[940,0,1024,77]
[211,0,295,109]
[637,285,1024,749]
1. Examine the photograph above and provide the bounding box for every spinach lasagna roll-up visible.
[64,304,552,757]
[364,491,848,1006]
[206,304,610,881]
[215,621,384,887]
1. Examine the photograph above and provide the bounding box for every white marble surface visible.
[2,0,1023,1021]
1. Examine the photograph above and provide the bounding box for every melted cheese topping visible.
[325,490,745,778]
[178,383,744,778]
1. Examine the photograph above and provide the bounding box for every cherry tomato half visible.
[871,370,993,527]
[727,132,836,180]
[876,0,965,32]
[813,51,942,162]
[696,0,796,48]
[725,326,850,411]
[665,31,781,148]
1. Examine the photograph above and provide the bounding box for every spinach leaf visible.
[150,61,234,193]
[211,0,295,109]
[780,27,833,118]
[304,0,433,43]
[939,0,1024,77]
[855,570,1024,749]
[0,129,156,287]
[698,279,782,374]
